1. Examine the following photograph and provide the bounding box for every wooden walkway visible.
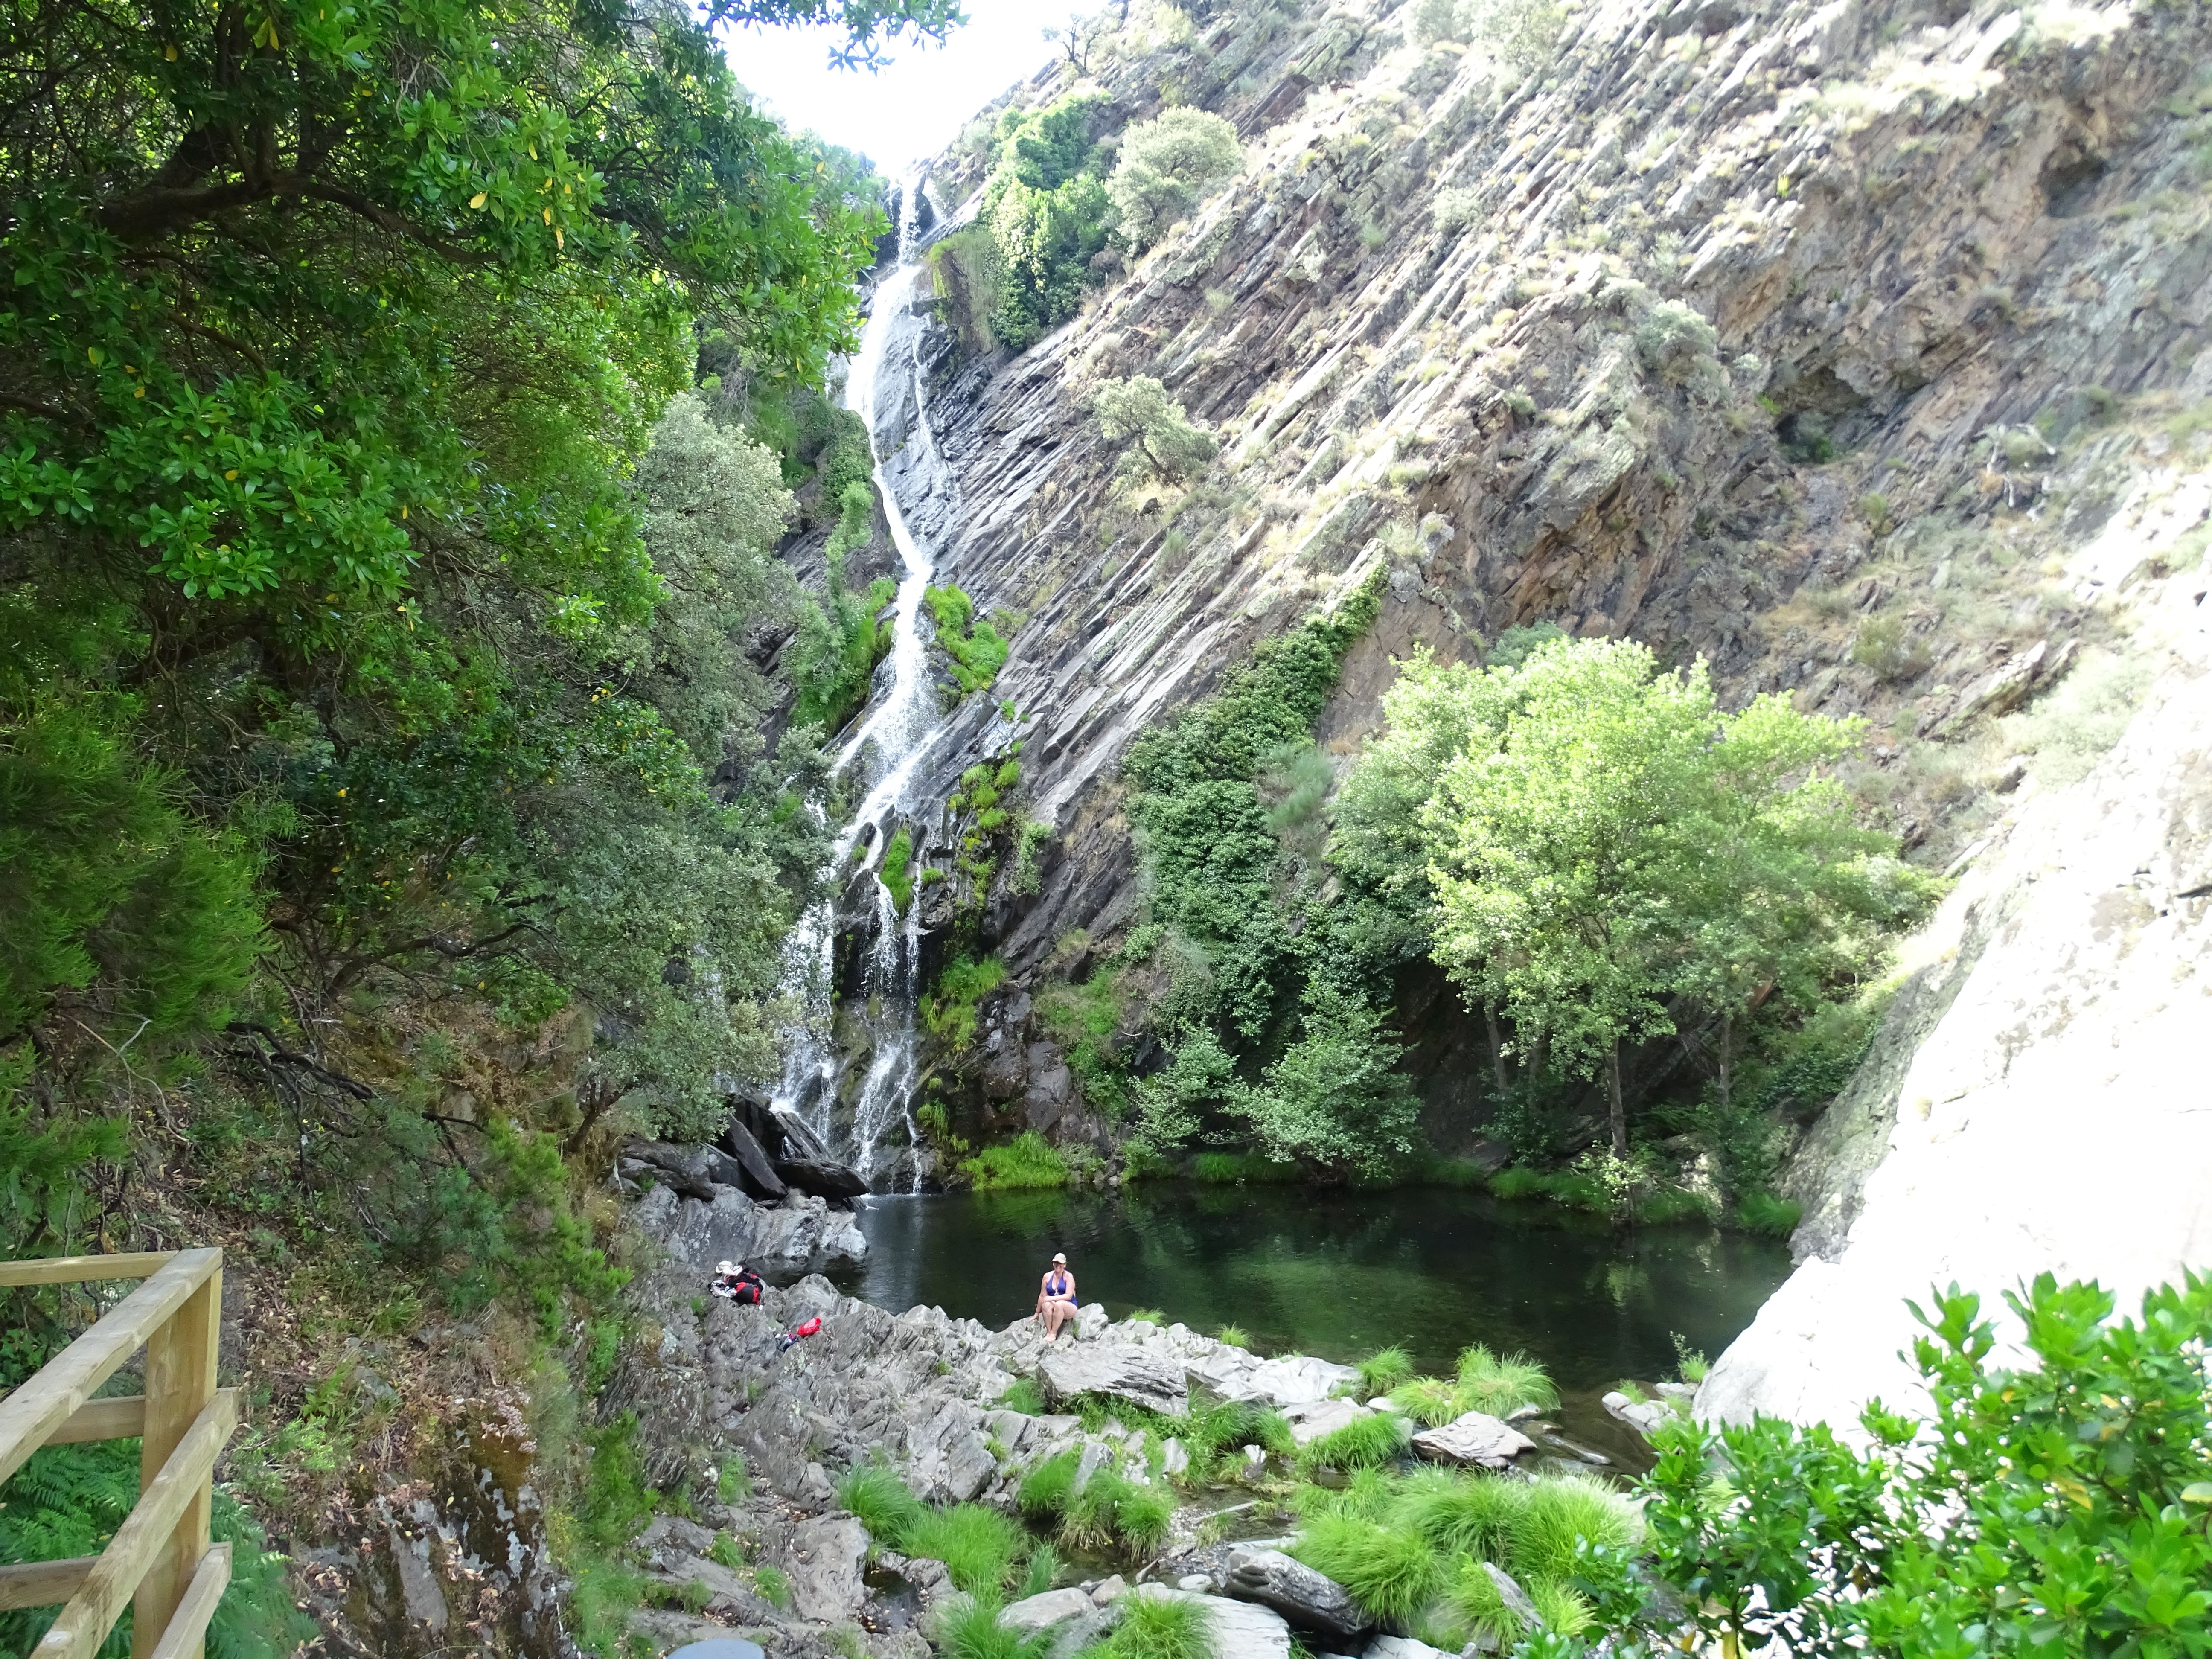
[0,1250,238,1659]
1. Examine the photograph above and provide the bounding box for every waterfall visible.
[765,174,955,1190]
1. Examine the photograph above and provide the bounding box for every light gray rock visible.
[1040,1341,1190,1416]
[784,1513,868,1622]
[1180,1574,1217,1592]
[1282,1398,1370,1446]
[1092,1576,1128,1604]
[1137,1584,1293,1659]
[1602,1392,1671,1438]
[1161,1436,1190,1476]
[1074,1303,1110,1342]
[1364,1636,1455,1659]
[1001,1589,1097,1634]
[1242,1445,1267,1473]
[659,1554,752,1613]
[1222,1354,1361,1406]
[1072,1438,1115,1493]
[1481,1563,1540,1630]
[1224,1547,1369,1639]
[634,1183,868,1268]
[1410,1411,1537,1469]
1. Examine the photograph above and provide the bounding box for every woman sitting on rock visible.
[1036,1252,1078,1340]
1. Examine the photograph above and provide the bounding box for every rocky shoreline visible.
[611,1262,1640,1659]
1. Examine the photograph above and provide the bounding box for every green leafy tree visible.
[1240,984,1419,1176]
[1091,376,1218,483]
[1105,107,1244,250]
[1637,1272,2212,1659]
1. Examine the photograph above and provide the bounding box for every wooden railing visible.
[0,1250,237,1659]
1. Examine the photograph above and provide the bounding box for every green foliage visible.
[926,585,1013,694]
[924,955,1008,1051]
[1243,983,1420,1176]
[1091,378,1220,484]
[1508,1474,1638,1579]
[1106,108,1245,251]
[1356,1345,1417,1396]
[754,1562,794,1610]
[838,1465,926,1546]
[1671,1333,1711,1384]
[902,1503,1028,1595]
[415,1122,630,1330]
[959,1130,1068,1190]
[932,1593,1052,1659]
[1397,1467,1528,1560]
[999,1377,1048,1416]
[1124,1307,1168,1326]
[1444,1555,1527,1648]
[882,827,916,913]
[1190,1150,1303,1184]
[1641,1272,2212,1659]
[1455,1344,1560,1415]
[928,224,1012,356]
[1298,1410,1411,1475]
[0,1439,310,1659]
[1736,1190,1803,1239]
[1018,1538,1064,1599]
[0,1052,128,1260]
[1015,1454,1169,1559]
[1216,1324,1252,1350]
[1635,301,1720,382]
[794,548,900,736]
[710,1530,745,1570]
[1093,1592,1213,1659]
[1391,1377,1467,1429]
[1019,1450,1082,1520]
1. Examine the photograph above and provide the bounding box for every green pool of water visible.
[824,1182,1790,1468]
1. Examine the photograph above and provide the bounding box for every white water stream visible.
[767,177,956,1189]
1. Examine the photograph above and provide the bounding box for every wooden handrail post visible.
[131,1260,220,1659]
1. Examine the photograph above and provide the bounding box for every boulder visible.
[1162,1436,1189,1476]
[1364,1636,1455,1659]
[1480,1563,1540,1631]
[1224,1547,1369,1639]
[783,1514,868,1622]
[1409,1411,1537,1470]
[1602,1391,1671,1438]
[1000,1589,1097,1634]
[1039,1342,1189,1416]
[1137,1584,1293,1659]
[774,1152,872,1201]
[1239,1356,1361,1406]
[719,1118,788,1199]
[1282,1399,1371,1446]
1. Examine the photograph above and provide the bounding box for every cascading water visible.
[767,175,956,1190]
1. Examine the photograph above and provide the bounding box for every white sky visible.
[723,1,1063,177]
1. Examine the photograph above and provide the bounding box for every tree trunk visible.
[1718,1008,1732,1112]
[1607,1038,1627,1158]
[1484,1001,1508,1098]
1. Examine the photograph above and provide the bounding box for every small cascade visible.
[765,173,956,1190]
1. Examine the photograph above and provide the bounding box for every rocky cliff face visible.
[863,0,2212,1170]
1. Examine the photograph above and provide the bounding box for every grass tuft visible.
[1298,1410,1411,1474]
[1356,1344,1416,1396]
[1123,1307,1168,1326]
[1017,1450,1080,1520]
[902,1502,1027,1594]
[1527,1574,1595,1636]
[1393,1466,1528,1559]
[1738,1190,1802,1239]
[1018,1539,1064,1599]
[1443,1557,1526,1649]
[931,1595,1051,1659]
[1095,1593,1213,1659]
[1507,1474,1639,1580]
[1292,1513,1444,1624]
[1215,1324,1251,1350]
[1389,1376,1464,1428]
[999,1377,1048,1416]
[754,1563,792,1610]
[1455,1344,1560,1415]
[838,1464,924,1548]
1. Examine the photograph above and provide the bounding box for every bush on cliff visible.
[1106,108,1244,252]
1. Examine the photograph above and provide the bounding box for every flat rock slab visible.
[1365,1636,1457,1659]
[1283,1398,1371,1446]
[1410,1411,1537,1469]
[783,1513,868,1622]
[1138,1584,1292,1659]
[1001,1589,1097,1633]
[1224,1547,1369,1639]
[1040,1342,1189,1416]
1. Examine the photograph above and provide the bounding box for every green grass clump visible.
[1671,1333,1710,1385]
[1019,1539,1064,1598]
[1293,1467,1396,1524]
[1455,1344,1559,1415]
[1298,1409,1410,1474]
[1061,1468,1173,1556]
[1393,1467,1528,1559]
[1018,1449,1081,1520]
[754,1563,793,1609]
[1738,1190,1803,1239]
[709,1530,744,1570]
[1527,1574,1594,1636]
[1356,1344,1416,1396]
[1635,1184,1716,1226]
[882,825,916,912]
[1487,1165,1548,1200]
[838,1465,925,1547]
[1191,1150,1303,1183]
[960,1129,1068,1190]
[1186,1400,1294,1465]
[1390,1376,1464,1428]
[1215,1324,1251,1350]
[999,1377,1048,1415]
[902,1502,1027,1594]
[1292,1513,1445,1624]
[1443,1557,1526,1649]
[1507,1474,1639,1580]
[1094,1592,1213,1659]
[931,1594,1051,1659]
[1123,1307,1167,1326]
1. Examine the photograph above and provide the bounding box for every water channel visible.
[825,1184,1790,1466]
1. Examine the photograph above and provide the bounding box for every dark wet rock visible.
[1224,1547,1370,1639]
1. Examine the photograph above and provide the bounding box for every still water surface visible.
[824,1183,1790,1465]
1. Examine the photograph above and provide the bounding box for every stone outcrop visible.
[1037,1340,1192,1415]
[630,1181,867,1269]
[1223,1546,1370,1639]
[1136,1583,1294,1659]
[1409,1410,1537,1469]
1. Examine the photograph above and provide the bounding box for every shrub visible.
[924,954,1008,1051]
[838,1465,925,1547]
[1095,1592,1213,1659]
[1505,1475,1638,1580]
[960,1130,1069,1190]
[793,548,898,734]
[902,1502,1026,1594]
[1357,1345,1417,1396]
[1736,1190,1802,1238]
[926,583,1012,694]
[1671,1333,1710,1385]
[1394,1466,1529,1559]
[1635,301,1717,382]
[928,223,1011,356]
[1092,376,1218,483]
[1298,1410,1411,1474]
[1455,1344,1559,1415]
[1292,1513,1445,1624]
[1850,616,1932,683]
[881,826,916,912]
[1107,108,1243,251]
